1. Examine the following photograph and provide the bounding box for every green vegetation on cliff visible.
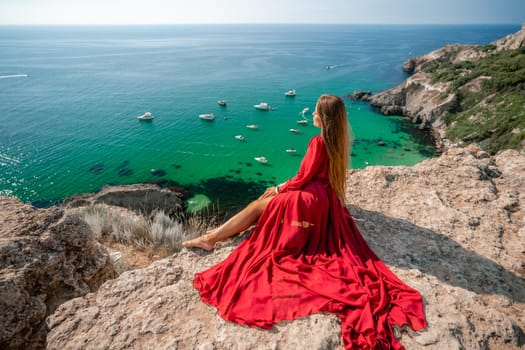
[423,47,525,153]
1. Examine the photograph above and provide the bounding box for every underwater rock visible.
[89,164,105,175]
[117,168,133,177]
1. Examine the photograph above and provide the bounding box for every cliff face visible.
[368,24,525,153]
[41,146,525,350]
[0,198,116,349]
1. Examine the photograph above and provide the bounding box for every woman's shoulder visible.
[310,135,324,146]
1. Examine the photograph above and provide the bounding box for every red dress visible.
[194,135,427,349]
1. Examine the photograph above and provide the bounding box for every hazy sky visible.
[0,0,523,25]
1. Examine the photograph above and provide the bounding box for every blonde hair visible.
[316,94,350,203]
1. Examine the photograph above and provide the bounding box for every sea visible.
[0,24,520,211]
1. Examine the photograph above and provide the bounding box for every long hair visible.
[316,94,350,203]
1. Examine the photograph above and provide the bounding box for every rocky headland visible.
[348,23,525,154]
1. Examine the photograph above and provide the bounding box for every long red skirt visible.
[194,180,427,349]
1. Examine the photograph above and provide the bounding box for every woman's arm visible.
[278,136,325,193]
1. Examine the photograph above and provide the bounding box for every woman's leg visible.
[182,196,273,250]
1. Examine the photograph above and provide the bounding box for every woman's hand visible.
[259,187,278,200]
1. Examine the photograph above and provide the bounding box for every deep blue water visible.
[0,24,520,209]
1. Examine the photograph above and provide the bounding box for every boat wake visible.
[0,74,29,79]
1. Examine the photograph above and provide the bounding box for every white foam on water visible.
[0,74,29,79]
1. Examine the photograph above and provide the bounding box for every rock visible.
[345,90,372,101]
[403,58,417,73]
[47,249,343,350]
[492,22,525,52]
[368,24,525,153]
[345,147,525,349]
[0,197,116,350]
[64,183,186,217]
[45,147,525,350]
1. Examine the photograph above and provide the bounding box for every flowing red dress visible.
[194,135,427,349]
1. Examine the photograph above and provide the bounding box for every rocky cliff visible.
[34,145,525,349]
[0,198,116,349]
[365,23,525,153]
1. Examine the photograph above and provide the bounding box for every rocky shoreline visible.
[346,23,525,154]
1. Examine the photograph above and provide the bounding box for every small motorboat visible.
[218,99,227,106]
[199,113,215,121]
[284,89,296,97]
[246,124,259,129]
[137,112,153,121]
[235,135,245,141]
[290,128,301,133]
[254,102,271,110]
[286,149,297,153]
[254,156,268,164]
[296,119,308,125]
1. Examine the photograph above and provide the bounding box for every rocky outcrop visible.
[344,90,372,101]
[0,197,116,350]
[64,184,186,217]
[493,23,525,51]
[368,24,525,151]
[369,44,470,134]
[46,146,525,350]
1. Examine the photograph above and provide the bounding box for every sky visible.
[0,0,523,25]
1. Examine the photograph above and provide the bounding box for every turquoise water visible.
[0,24,520,208]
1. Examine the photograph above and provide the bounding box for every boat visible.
[246,124,259,129]
[286,149,297,153]
[235,135,245,141]
[296,119,308,125]
[290,128,301,133]
[199,113,215,121]
[254,156,268,164]
[284,89,296,97]
[254,102,271,110]
[218,99,227,106]
[137,112,153,120]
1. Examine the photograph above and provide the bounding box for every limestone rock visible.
[47,247,343,350]
[64,183,186,217]
[46,147,525,349]
[492,23,525,52]
[0,197,116,350]
[368,24,525,152]
[346,146,525,349]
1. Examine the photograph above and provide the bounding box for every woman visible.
[183,94,427,349]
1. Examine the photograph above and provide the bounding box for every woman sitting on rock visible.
[183,94,427,349]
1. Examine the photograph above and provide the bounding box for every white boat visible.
[199,113,215,121]
[284,89,296,97]
[290,128,301,133]
[286,149,297,153]
[246,124,259,129]
[137,112,153,120]
[254,156,268,164]
[235,135,245,141]
[254,102,271,110]
[218,99,227,106]
[296,119,308,125]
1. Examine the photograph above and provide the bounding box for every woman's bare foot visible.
[182,235,215,251]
